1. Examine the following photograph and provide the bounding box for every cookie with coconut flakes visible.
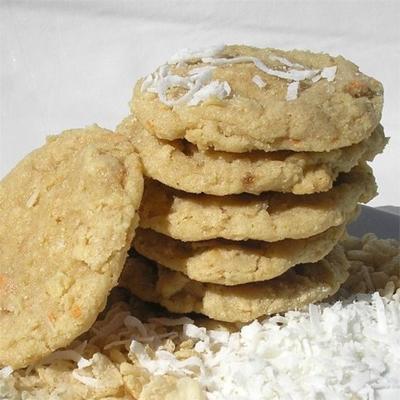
[0,126,143,369]
[132,44,383,153]
[139,164,376,242]
[117,116,386,196]
[132,223,347,286]
[120,246,350,323]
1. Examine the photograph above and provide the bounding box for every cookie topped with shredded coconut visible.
[132,44,383,153]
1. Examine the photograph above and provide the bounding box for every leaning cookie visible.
[139,164,376,242]
[120,247,350,323]
[132,44,383,153]
[0,126,143,369]
[133,224,347,286]
[117,116,386,195]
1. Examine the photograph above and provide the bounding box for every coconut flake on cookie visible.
[141,62,230,107]
[188,66,216,81]
[252,75,267,88]
[269,54,305,69]
[188,81,231,106]
[202,55,320,81]
[286,81,300,101]
[321,66,337,82]
[168,45,226,64]
[141,46,339,106]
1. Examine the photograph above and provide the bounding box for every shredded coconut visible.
[321,66,337,82]
[202,55,320,81]
[141,64,227,107]
[286,81,300,101]
[3,235,398,399]
[312,73,322,83]
[91,310,129,338]
[141,46,338,106]
[26,188,39,208]
[183,324,208,341]
[129,340,203,377]
[252,75,267,88]
[0,366,13,379]
[124,315,148,337]
[71,370,101,388]
[77,357,93,369]
[269,54,305,69]
[188,81,231,106]
[135,293,400,400]
[168,45,226,64]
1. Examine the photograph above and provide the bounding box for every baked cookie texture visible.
[139,164,376,242]
[117,116,386,195]
[120,247,350,323]
[133,224,347,286]
[0,126,143,369]
[1,236,397,399]
[132,45,383,153]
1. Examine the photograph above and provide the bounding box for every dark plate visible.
[347,205,400,240]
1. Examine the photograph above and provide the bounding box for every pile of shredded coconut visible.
[1,234,399,400]
[141,45,338,106]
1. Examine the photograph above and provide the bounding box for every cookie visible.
[0,126,144,369]
[117,116,385,195]
[120,247,350,323]
[132,224,347,285]
[132,45,383,153]
[139,164,376,242]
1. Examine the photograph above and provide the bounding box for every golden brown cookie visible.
[132,45,383,153]
[0,126,143,369]
[120,247,350,323]
[117,116,385,195]
[139,164,376,242]
[132,224,347,285]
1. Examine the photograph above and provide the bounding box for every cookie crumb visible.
[26,188,40,208]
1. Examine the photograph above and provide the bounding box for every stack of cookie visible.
[117,45,386,323]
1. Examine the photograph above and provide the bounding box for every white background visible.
[1,0,399,206]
